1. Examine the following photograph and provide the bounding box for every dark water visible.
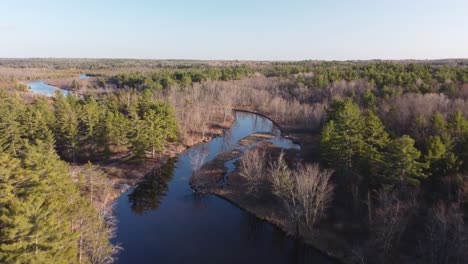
[26,74,89,96]
[114,112,336,264]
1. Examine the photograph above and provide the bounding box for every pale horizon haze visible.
[1,0,467,60]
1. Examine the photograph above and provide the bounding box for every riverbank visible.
[98,112,234,200]
[191,110,355,264]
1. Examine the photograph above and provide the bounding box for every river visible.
[25,79,335,263]
[26,74,91,96]
[113,111,336,264]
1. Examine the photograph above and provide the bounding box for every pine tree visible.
[21,99,55,147]
[447,111,468,140]
[104,110,130,152]
[383,135,427,186]
[0,142,79,263]
[0,91,26,155]
[321,99,365,170]
[79,97,102,157]
[53,92,79,162]
[359,111,390,187]
[426,136,447,161]
[143,108,164,158]
[430,112,446,136]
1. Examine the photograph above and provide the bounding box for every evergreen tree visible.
[53,92,79,162]
[362,89,377,111]
[0,91,26,155]
[104,110,130,152]
[359,111,390,186]
[22,99,55,147]
[321,99,365,170]
[0,142,79,263]
[430,112,446,136]
[142,108,164,158]
[383,135,427,186]
[447,111,468,140]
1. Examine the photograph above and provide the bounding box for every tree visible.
[0,142,118,263]
[360,111,390,185]
[143,108,164,158]
[383,135,427,186]
[130,101,178,158]
[367,189,416,263]
[321,99,365,170]
[426,136,447,161]
[74,164,119,263]
[421,203,468,264]
[239,149,267,195]
[79,97,102,156]
[293,164,334,228]
[0,91,26,155]
[447,111,468,140]
[362,89,377,111]
[54,92,79,162]
[23,98,55,146]
[430,112,446,136]
[104,110,129,152]
[270,154,334,235]
[0,142,79,263]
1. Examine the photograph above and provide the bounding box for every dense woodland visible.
[1,59,468,263]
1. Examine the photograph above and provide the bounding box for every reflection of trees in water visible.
[191,193,209,210]
[240,213,266,242]
[239,211,332,264]
[221,128,234,151]
[251,113,273,133]
[128,158,177,215]
[237,111,279,136]
[290,241,333,264]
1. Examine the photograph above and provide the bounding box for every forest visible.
[1,59,468,263]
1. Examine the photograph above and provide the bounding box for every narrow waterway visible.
[26,74,90,96]
[114,111,336,264]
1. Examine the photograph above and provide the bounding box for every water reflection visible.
[240,213,267,241]
[128,158,177,215]
[190,193,210,210]
[114,112,335,264]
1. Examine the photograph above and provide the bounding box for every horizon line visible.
[1,57,468,63]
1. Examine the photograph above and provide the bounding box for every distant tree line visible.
[109,66,255,90]
[265,61,468,97]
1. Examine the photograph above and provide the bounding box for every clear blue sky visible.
[1,0,467,60]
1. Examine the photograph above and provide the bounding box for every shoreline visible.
[85,112,235,201]
[191,109,353,264]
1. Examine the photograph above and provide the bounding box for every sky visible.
[0,0,467,60]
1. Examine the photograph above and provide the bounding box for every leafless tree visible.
[71,164,121,264]
[379,93,468,135]
[421,202,468,264]
[294,164,334,228]
[239,148,267,195]
[189,148,209,193]
[270,153,334,235]
[367,189,415,262]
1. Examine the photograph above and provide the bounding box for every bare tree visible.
[421,202,468,264]
[71,164,121,264]
[367,189,415,262]
[189,148,209,193]
[294,164,334,228]
[239,148,267,195]
[270,153,334,235]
